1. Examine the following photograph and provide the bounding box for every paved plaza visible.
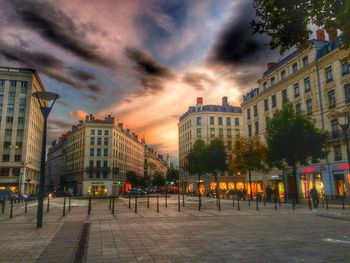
[0,196,349,263]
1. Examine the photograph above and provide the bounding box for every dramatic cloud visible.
[182,72,214,91]
[69,110,88,119]
[69,68,95,81]
[11,0,118,68]
[87,84,102,93]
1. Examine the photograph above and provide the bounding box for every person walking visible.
[310,187,319,208]
[266,185,272,202]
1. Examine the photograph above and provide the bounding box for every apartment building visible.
[0,67,46,194]
[144,144,168,179]
[61,114,144,196]
[241,30,350,199]
[178,97,243,195]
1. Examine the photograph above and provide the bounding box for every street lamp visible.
[32,91,59,228]
[20,161,31,194]
[329,107,350,199]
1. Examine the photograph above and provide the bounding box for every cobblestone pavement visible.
[0,196,349,263]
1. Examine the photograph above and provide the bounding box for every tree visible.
[266,103,328,200]
[126,171,139,187]
[152,172,166,191]
[185,139,207,210]
[252,0,350,53]
[166,164,179,183]
[230,136,269,200]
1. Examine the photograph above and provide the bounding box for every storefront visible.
[297,167,325,199]
[268,175,285,199]
[83,180,113,196]
[245,181,264,198]
[331,163,350,197]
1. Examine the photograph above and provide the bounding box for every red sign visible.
[338,164,349,170]
[302,167,316,173]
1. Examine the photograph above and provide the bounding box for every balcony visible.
[327,131,343,142]
[85,167,111,173]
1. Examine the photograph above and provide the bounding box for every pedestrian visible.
[309,187,319,208]
[273,187,279,203]
[266,185,272,202]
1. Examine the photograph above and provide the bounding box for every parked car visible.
[24,194,35,201]
[128,188,139,195]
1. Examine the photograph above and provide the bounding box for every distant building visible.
[178,97,243,195]
[241,29,350,199]
[0,67,46,194]
[58,114,144,196]
[144,145,168,181]
[46,134,68,192]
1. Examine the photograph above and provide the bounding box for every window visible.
[16,142,22,148]
[282,89,288,103]
[103,160,108,168]
[104,138,108,145]
[271,77,276,86]
[90,130,95,135]
[341,61,350,76]
[90,148,94,156]
[294,83,300,97]
[265,117,270,129]
[218,117,223,125]
[89,173,93,179]
[302,56,309,67]
[90,137,95,145]
[328,90,336,109]
[334,145,342,161]
[4,141,11,148]
[89,160,94,168]
[5,129,12,136]
[0,168,10,176]
[264,99,269,111]
[281,70,286,80]
[344,84,350,104]
[255,121,259,135]
[97,130,103,135]
[14,155,21,162]
[196,116,202,125]
[235,129,240,137]
[2,155,10,161]
[227,128,232,137]
[7,105,14,112]
[97,149,101,156]
[226,117,231,126]
[304,77,311,92]
[210,116,214,125]
[253,105,258,117]
[272,95,277,108]
[325,66,333,83]
[6,116,13,123]
[306,98,312,115]
[196,128,202,138]
[97,138,102,145]
[10,80,16,87]
[18,117,25,124]
[234,118,239,126]
[96,173,100,179]
[103,172,108,179]
[0,80,4,86]
[9,92,16,98]
[104,149,108,156]
[263,82,267,90]
[248,125,252,137]
[21,81,28,88]
[292,63,298,73]
[227,141,232,150]
[247,109,251,120]
[17,129,24,137]
[104,130,109,135]
[218,128,223,137]
[210,128,215,137]
[13,168,21,176]
[96,160,101,167]
[295,103,301,113]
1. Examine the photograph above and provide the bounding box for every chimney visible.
[316,29,325,41]
[326,27,337,42]
[118,123,123,130]
[267,62,276,70]
[196,97,203,107]
[135,135,138,141]
[222,96,228,106]
[126,128,131,134]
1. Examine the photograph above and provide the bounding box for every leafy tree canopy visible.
[126,171,139,187]
[266,103,328,168]
[166,163,179,183]
[229,136,269,175]
[205,139,227,173]
[152,172,166,187]
[252,0,350,53]
[186,139,207,175]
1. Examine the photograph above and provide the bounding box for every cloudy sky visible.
[0,0,280,163]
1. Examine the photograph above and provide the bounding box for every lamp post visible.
[330,108,350,198]
[32,91,59,228]
[20,161,31,194]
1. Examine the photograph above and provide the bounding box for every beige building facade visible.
[144,145,168,179]
[62,114,144,196]
[0,67,45,194]
[178,97,244,195]
[242,30,350,199]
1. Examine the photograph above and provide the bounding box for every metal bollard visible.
[128,194,131,209]
[326,195,328,210]
[237,196,240,211]
[232,194,235,207]
[248,198,251,207]
[147,193,150,208]
[25,200,28,213]
[88,196,92,215]
[308,197,312,210]
[342,196,345,210]
[63,197,66,216]
[47,197,50,212]
[322,196,325,208]
[10,199,13,218]
[263,195,266,207]
[274,198,277,210]
[1,202,5,214]
[112,196,115,214]
[178,191,180,212]
[278,196,281,207]
[135,195,138,213]
[109,196,112,210]
[218,195,221,211]
[157,194,159,212]
[165,190,168,208]
[256,196,259,211]
[292,198,295,210]
[69,197,71,212]
[182,191,185,207]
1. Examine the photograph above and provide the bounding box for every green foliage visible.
[166,164,179,183]
[252,0,350,53]
[266,103,328,168]
[152,172,166,187]
[126,171,139,187]
[205,139,227,173]
[186,139,207,175]
[230,136,269,175]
